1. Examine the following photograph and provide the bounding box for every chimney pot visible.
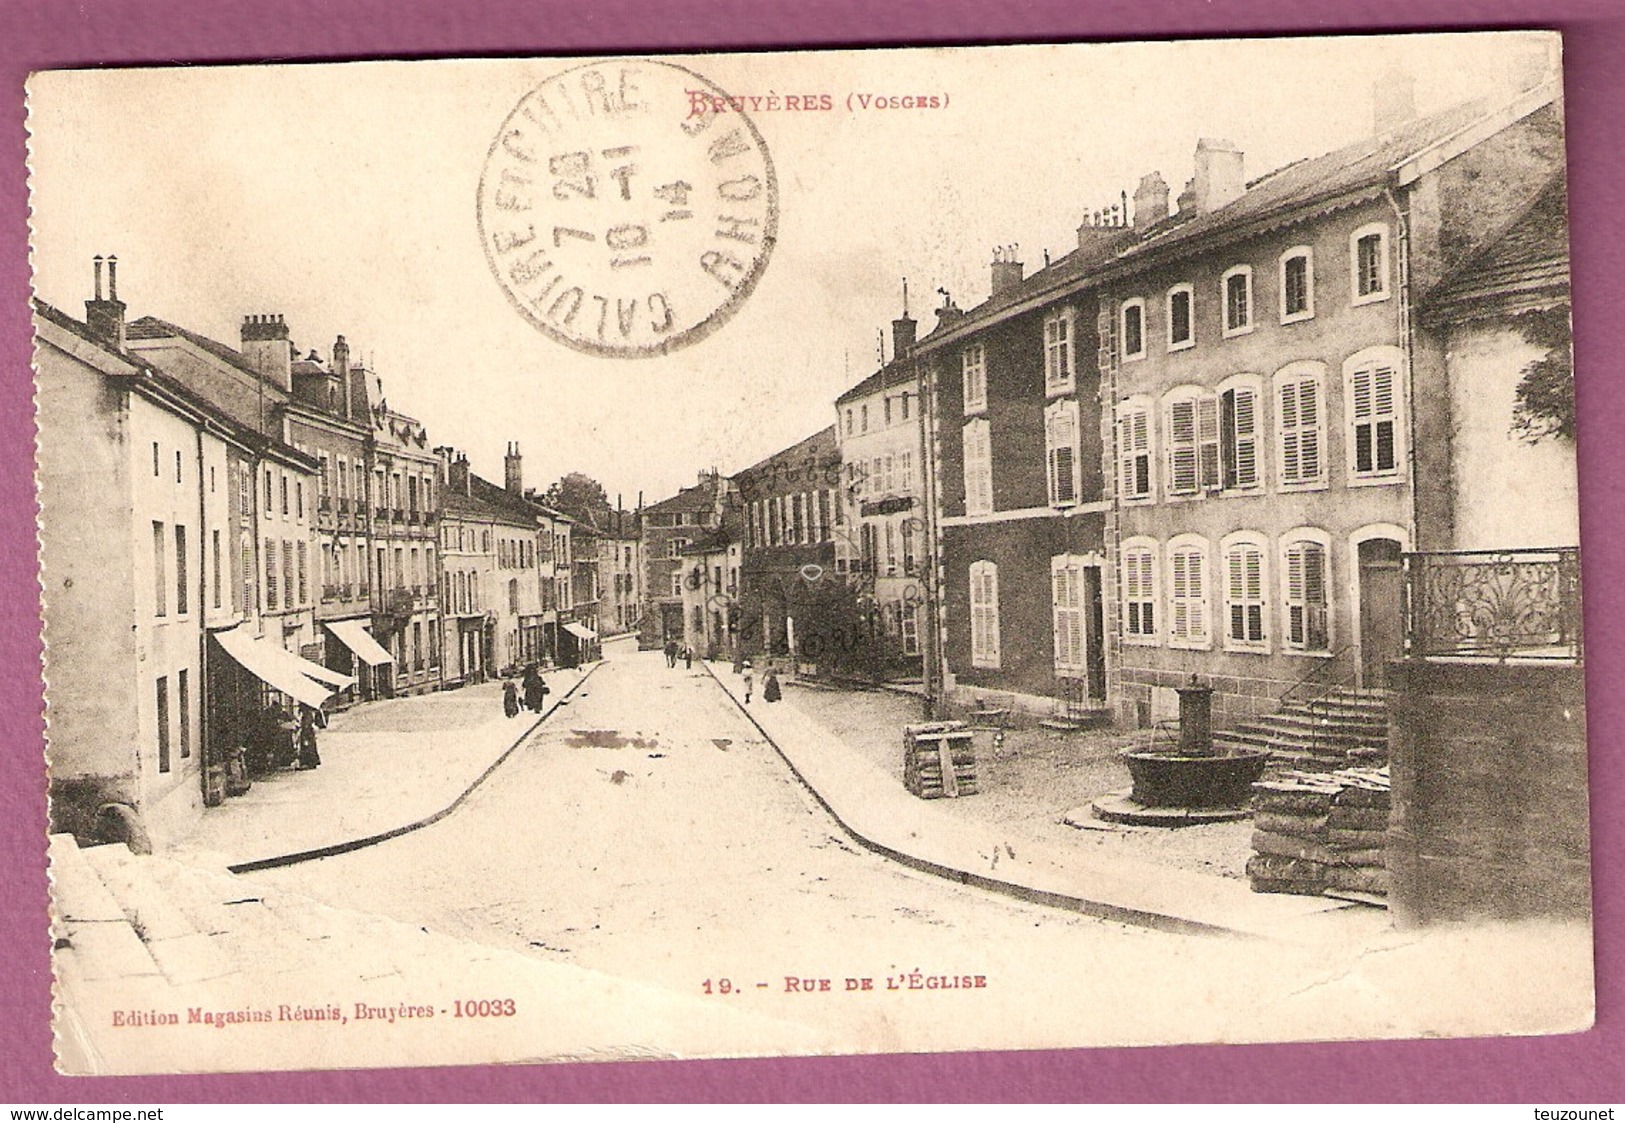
[990,247,1024,297]
[85,254,127,351]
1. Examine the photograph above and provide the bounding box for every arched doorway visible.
[1357,537,1404,688]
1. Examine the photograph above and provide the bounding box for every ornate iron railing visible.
[1404,547,1582,664]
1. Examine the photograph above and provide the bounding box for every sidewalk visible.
[703,662,1376,942]
[175,664,598,870]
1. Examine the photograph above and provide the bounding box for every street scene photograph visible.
[26,31,1592,1076]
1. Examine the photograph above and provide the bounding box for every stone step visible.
[1247,711,1388,736]
[78,844,239,986]
[47,836,165,983]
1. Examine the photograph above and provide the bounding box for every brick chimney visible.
[240,314,293,392]
[1191,138,1245,215]
[933,288,965,333]
[450,452,472,496]
[891,313,916,359]
[1373,68,1417,135]
[990,245,1023,298]
[84,255,127,352]
[504,442,523,494]
[331,334,352,417]
[1133,172,1170,228]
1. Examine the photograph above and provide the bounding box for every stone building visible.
[1094,72,1566,730]
[638,471,731,648]
[834,309,927,673]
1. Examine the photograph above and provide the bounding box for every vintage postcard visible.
[27,31,1591,1077]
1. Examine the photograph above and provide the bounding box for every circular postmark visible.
[477,59,779,358]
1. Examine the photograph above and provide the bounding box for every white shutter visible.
[1169,399,1197,494]
[1232,388,1257,486]
[1197,396,1221,489]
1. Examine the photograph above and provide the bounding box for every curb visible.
[228,662,604,873]
[700,660,1276,940]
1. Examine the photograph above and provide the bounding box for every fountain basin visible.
[1118,746,1270,809]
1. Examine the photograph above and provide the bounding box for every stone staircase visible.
[1211,688,1390,769]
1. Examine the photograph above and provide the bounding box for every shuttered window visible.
[963,344,987,413]
[1121,544,1157,640]
[1167,394,1220,495]
[1118,404,1152,501]
[1052,556,1088,674]
[1168,540,1209,648]
[1225,539,1267,649]
[962,419,993,515]
[970,561,1001,669]
[1220,385,1259,489]
[1284,539,1330,652]
[1046,399,1081,506]
[1044,310,1074,392]
[1350,360,1400,476]
[1278,372,1324,486]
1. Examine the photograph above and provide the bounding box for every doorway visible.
[1358,537,1404,689]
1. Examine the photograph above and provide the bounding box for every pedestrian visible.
[296,706,323,770]
[742,661,754,704]
[664,639,678,668]
[522,664,550,712]
[683,645,693,670]
[763,669,782,704]
[503,680,520,719]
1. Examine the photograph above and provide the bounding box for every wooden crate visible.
[903,722,978,799]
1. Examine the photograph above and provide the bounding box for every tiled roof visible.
[643,477,722,515]
[735,425,839,478]
[835,356,918,406]
[1424,170,1570,314]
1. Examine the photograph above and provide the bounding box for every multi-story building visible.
[367,397,443,694]
[1094,72,1565,729]
[597,514,644,638]
[736,427,843,661]
[638,471,730,647]
[835,310,926,671]
[37,265,342,849]
[565,517,602,664]
[915,224,1133,719]
[678,497,742,660]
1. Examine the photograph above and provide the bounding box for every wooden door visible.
[1358,538,1404,688]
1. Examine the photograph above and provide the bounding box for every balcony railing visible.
[1404,547,1582,664]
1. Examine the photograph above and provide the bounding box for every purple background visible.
[3,0,1620,1103]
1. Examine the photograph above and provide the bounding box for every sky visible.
[26,32,1554,505]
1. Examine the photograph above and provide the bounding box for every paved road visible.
[246,650,1592,1055]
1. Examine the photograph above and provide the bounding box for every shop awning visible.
[325,619,396,667]
[214,627,338,710]
[564,622,598,641]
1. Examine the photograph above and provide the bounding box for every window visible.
[152,522,167,617]
[1120,298,1146,361]
[1121,538,1158,642]
[1167,535,1210,649]
[1351,223,1390,304]
[672,571,684,597]
[962,343,987,413]
[1281,532,1331,653]
[281,475,289,516]
[1275,362,1326,488]
[1345,347,1403,481]
[969,561,1000,669]
[283,541,294,609]
[668,537,689,559]
[1044,309,1075,394]
[883,396,892,425]
[1223,534,1268,651]
[1217,377,1262,490]
[297,541,308,605]
[1280,246,1314,322]
[155,676,170,774]
[1222,266,1253,336]
[901,605,919,656]
[1166,285,1194,351]
[901,392,911,421]
[296,481,304,519]
[152,442,160,477]
[1045,398,1082,506]
[211,530,222,609]
[174,525,188,615]
[844,409,853,435]
[861,404,869,432]
[1165,390,1220,496]
[265,469,273,512]
[178,668,191,759]
[1051,555,1089,674]
[175,450,182,483]
[1116,399,1153,502]
[962,419,993,516]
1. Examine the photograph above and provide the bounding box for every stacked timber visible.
[903,722,978,799]
[1246,767,1391,899]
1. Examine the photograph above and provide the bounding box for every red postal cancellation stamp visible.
[478,59,779,358]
